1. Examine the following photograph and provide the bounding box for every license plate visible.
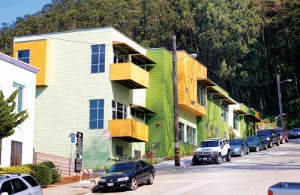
[107,183,114,186]
[202,158,207,160]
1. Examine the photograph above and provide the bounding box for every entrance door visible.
[11,141,22,166]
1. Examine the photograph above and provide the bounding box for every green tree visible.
[0,90,29,139]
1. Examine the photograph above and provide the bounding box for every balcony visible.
[109,119,148,142]
[110,62,149,89]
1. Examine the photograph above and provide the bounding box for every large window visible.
[221,102,228,122]
[11,141,22,166]
[179,122,185,141]
[187,126,196,146]
[13,83,24,112]
[234,112,239,131]
[197,83,206,107]
[91,44,105,73]
[131,108,145,121]
[17,50,30,64]
[112,101,127,119]
[89,99,104,129]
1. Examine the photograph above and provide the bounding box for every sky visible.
[0,0,52,25]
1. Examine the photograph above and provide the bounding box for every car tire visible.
[281,138,285,144]
[264,144,267,150]
[286,137,289,143]
[192,156,200,166]
[247,148,250,154]
[130,178,138,190]
[240,150,244,157]
[277,139,280,146]
[269,141,273,148]
[256,146,259,152]
[215,154,223,164]
[226,152,231,161]
[147,173,154,185]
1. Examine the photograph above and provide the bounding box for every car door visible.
[9,178,31,195]
[139,161,150,182]
[135,162,144,183]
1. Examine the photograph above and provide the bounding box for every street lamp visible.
[172,35,197,166]
[276,75,292,129]
[275,113,286,128]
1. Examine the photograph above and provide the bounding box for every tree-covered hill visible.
[1,0,299,128]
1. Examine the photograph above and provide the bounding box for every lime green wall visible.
[197,96,230,143]
[146,49,174,157]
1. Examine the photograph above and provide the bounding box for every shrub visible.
[26,164,52,188]
[40,161,61,183]
[0,165,33,174]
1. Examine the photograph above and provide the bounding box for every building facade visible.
[0,52,39,167]
[13,27,155,170]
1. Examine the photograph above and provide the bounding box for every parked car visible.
[273,128,289,143]
[192,137,231,165]
[268,182,300,195]
[289,128,300,139]
[0,174,42,195]
[257,129,280,148]
[229,138,250,157]
[97,160,155,191]
[245,136,268,152]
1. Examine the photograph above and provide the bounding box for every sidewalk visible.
[43,156,193,195]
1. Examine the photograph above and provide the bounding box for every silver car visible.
[0,174,42,195]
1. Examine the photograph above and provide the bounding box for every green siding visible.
[146,49,174,157]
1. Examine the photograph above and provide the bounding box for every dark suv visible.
[273,128,289,144]
[257,129,280,148]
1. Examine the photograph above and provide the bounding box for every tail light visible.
[268,189,273,195]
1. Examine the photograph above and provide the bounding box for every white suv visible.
[192,137,231,165]
[0,174,42,195]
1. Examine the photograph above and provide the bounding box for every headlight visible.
[235,148,241,151]
[213,150,218,154]
[117,177,129,181]
[98,178,106,182]
[266,138,270,141]
[253,145,256,147]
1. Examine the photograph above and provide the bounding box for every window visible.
[1,180,13,194]
[13,83,24,112]
[221,102,228,122]
[131,108,145,120]
[116,145,123,157]
[22,176,39,187]
[134,150,141,158]
[112,101,127,119]
[11,178,28,193]
[187,126,196,146]
[197,83,206,107]
[11,141,22,166]
[91,44,105,73]
[179,122,185,141]
[233,112,239,131]
[17,50,30,64]
[89,99,104,129]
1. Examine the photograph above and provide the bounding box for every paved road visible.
[43,139,300,195]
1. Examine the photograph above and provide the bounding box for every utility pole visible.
[277,75,284,128]
[172,35,180,166]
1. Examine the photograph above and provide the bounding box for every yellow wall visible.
[14,40,48,86]
[177,51,207,116]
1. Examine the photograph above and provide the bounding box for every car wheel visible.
[240,150,244,157]
[269,141,273,148]
[130,178,138,190]
[264,144,267,150]
[147,173,154,185]
[256,146,259,152]
[215,154,223,164]
[192,157,200,165]
[281,138,285,144]
[247,148,250,154]
[277,139,280,146]
[286,137,289,143]
[226,152,231,161]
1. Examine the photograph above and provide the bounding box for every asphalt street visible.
[43,138,300,195]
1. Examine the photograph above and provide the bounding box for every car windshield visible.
[274,129,283,134]
[200,141,219,147]
[292,129,300,132]
[108,163,135,172]
[257,130,270,136]
[229,140,242,145]
[246,137,258,142]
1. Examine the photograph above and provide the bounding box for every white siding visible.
[178,107,197,144]
[229,104,241,137]
[0,57,37,167]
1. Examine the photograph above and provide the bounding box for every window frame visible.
[186,126,197,146]
[17,49,30,64]
[179,122,185,142]
[112,100,127,119]
[13,83,24,113]
[89,99,104,129]
[197,82,206,107]
[91,44,105,73]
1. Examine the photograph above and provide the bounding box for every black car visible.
[245,136,268,152]
[289,128,300,139]
[97,160,155,191]
[257,129,280,148]
[229,138,250,157]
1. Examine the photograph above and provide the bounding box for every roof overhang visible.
[244,114,261,122]
[198,78,216,87]
[113,41,156,64]
[130,104,155,114]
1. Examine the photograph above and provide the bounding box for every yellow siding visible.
[14,40,48,86]
[110,62,149,88]
[109,119,148,142]
[177,51,207,116]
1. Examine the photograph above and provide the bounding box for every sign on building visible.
[75,131,83,172]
